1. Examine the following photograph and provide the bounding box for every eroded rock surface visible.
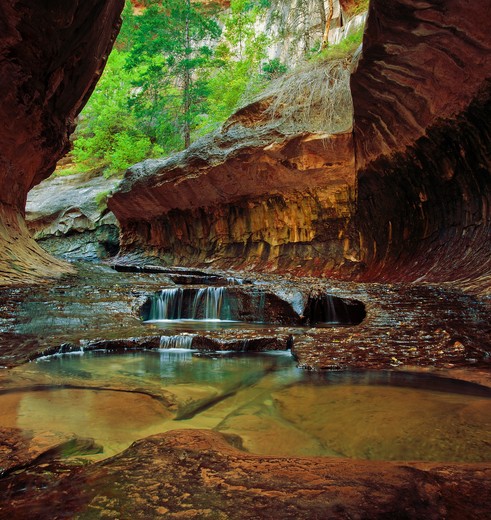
[0,0,124,284]
[1,429,490,519]
[0,264,489,517]
[109,0,491,297]
[0,264,489,373]
[109,127,358,274]
[26,172,119,261]
[352,0,491,292]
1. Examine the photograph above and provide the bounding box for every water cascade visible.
[147,287,232,321]
[304,293,366,325]
[144,285,301,325]
[159,335,195,349]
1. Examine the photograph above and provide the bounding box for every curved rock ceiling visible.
[0,0,124,284]
[0,0,489,295]
[108,0,491,293]
[352,0,491,292]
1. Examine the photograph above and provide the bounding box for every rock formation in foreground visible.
[0,0,124,285]
[109,0,491,294]
[1,429,490,519]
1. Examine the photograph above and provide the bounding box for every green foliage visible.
[94,190,112,209]
[64,0,366,177]
[66,0,225,176]
[126,0,222,147]
[348,0,370,17]
[114,1,136,51]
[310,26,364,62]
[261,58,288,80]
[196,0,270,134]
[69,48,161,177]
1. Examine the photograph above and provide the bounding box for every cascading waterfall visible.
[159,335,195,349]
[192,287,226,320]
[314,294,351,324]
[254,289,266,323]
[148,288,185,320]
[147,287,231,321]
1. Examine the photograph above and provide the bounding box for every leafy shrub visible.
[261,58,288,80]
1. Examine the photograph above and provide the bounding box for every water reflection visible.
[1,351,490,463]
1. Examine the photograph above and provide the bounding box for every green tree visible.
[71,49,156,176]
[127,0,221,148]
[199,0,271,134]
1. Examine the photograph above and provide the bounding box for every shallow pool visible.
[1,350,490,462]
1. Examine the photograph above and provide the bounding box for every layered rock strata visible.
[1,264,489,371]
[26,172,120,261]
[0,0,123,285]
[352,0,491,291]
[110,128,359,275]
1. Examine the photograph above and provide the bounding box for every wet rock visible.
[0,427,101,477]
[0,265,489,372]
[192,334,289,352]
[351,0,491,293]
[80,336,162,352]
[112,263,243,285]
[1,429,490,519]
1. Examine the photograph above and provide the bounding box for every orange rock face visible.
[110,130,360,275]
[0,0,124,285]
[1,429,490,519]
[1,0,490,294]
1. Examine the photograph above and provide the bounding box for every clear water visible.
[144,319,272,332]
[1,351,490,462]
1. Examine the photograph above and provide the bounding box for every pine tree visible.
[127,0,221,149]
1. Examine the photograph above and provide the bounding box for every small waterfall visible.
[159,335,195,349]
[324,295,341,324]
[226,276,245,285]
[149,288,185,320]
[313,294,351,324]
[253,289,266,323]
[197,287,226,320]
[304,293,366,325]
[147,287,231,321]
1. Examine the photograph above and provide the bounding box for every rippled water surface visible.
[1,350,490,462]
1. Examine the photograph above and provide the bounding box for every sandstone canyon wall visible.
[109,122,359,275]
[0,0,124,285]
[1,0,489,292]
[352,0,491,291]
[110,0,490,294]
[109,55,359,275]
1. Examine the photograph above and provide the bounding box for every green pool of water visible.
[1,350,490,462]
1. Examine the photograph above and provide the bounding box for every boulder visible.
[26,172,120,261]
